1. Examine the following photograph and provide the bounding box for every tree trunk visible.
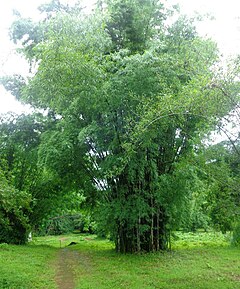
[115,207,169,253]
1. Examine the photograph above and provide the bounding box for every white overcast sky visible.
[0,0,240,115]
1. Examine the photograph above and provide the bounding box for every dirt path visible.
[55,248,80,289]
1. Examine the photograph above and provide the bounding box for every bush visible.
[0,171,31,244]
[37,213,96,236]
[231,222,240,247]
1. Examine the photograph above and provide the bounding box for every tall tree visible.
[202,141,240,232]
[0,113,73,232]
[3,0,239,252]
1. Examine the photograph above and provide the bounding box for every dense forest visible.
[0,0,240,252]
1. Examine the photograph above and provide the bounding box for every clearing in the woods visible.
[0,232,239,289]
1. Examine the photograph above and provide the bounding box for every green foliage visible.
[181,193,211,232]
[0,113,45,192]
[0,114,48,223]
[0,113,88,240]
[231,222,240,247]
[105,0,166,52]
[0,74,26,100]
[0,170,31,244]
[40,215,76,235]
[202,142,240,233]
[3,0,240,252]
[172,231,230,248]
[38,213,96,236]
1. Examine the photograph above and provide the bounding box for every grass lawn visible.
[0,243,57,289]
[0,232,239,289]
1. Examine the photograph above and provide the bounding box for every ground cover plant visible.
[0,243,57,289]
[69,232,240,289]
[0,232,239,289]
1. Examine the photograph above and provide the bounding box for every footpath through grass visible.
[0,232,239,289]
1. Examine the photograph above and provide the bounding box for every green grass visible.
[69,233,240,289]
[0,243,57,289]
[0,232,239,289]
[171,231,232,249]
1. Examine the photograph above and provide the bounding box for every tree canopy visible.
[1,0,239,251]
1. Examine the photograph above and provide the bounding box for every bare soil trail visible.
[54,248,80,289]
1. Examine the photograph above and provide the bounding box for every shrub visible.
[37,213,96,236]
[231,222,240,247]
[0,171,31,244]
